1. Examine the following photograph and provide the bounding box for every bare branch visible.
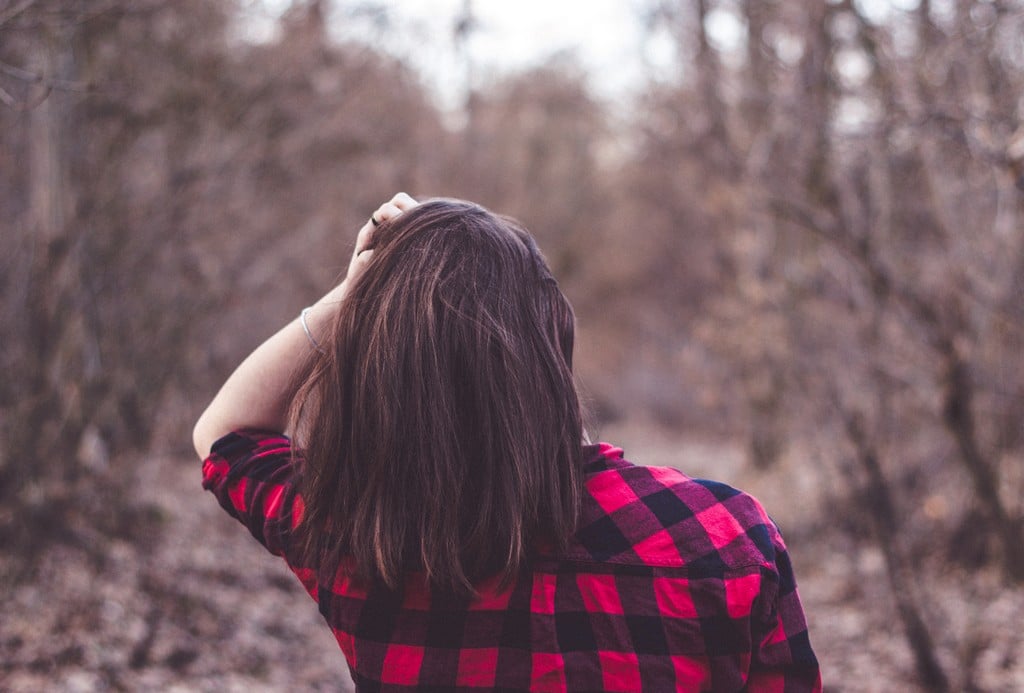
[0,60,91,92]
[0,83,16,107]
[0,0,38,28]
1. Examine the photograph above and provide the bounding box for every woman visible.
[195,194,821,691]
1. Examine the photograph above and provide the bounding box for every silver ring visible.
[370,215,381,227]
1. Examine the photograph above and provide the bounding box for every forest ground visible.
[3,423,1023,692]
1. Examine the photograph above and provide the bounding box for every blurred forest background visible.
[3,0,1024,690]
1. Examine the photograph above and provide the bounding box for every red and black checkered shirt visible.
[203,429,821,691]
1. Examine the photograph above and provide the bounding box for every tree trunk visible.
[842,411,950,691]
[4,20,82,499]
[941,350,1024,581]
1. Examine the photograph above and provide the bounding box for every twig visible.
[0,60,91,92]
[0,83,51,110]
[0,0,38,28]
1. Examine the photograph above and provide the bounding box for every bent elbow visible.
[193,411,216,460]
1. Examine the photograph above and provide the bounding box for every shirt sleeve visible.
[201,428,306,563]
[747,536,822,692]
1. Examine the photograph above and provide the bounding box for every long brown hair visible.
[291,199,584,594]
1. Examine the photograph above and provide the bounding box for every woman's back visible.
[204,431,819,690]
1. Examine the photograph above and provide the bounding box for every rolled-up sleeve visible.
[202,429,305,561]
[747,538,822,692]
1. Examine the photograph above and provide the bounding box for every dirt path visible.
[2,453,355,692]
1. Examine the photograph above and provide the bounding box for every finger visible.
[356,204,401,255]
[349,248,373,275]
[372,202,403,224]
[357,197,417,253]
[355,219,376,253]
[390,192,419,211]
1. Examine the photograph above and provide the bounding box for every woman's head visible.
[293,198,584,593]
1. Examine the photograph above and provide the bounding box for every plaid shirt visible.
[203,429,821,691]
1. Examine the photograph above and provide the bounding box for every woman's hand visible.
[192,193,419,457]
[331,192,420,303]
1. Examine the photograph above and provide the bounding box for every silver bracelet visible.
[300,306,326,354]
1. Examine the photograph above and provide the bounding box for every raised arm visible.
[192,193,419,458]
